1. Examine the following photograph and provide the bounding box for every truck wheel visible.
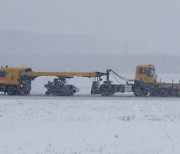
[99,84,111,96]
[20,90,30,96]
[109,87,115,96]
[133,86,144,97]
[101,89,110,96]
[7,86,18,95]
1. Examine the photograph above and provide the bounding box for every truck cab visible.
[0,67,32,95]
[0,67,32,85]
[135,64,157,84]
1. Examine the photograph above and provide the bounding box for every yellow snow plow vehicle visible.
[0,64,180,96]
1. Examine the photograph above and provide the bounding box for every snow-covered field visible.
[1,97,180,154]
[1,74,180,154]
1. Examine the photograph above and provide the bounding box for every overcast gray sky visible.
[0,0,180,55]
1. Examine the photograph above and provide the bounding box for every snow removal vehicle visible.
[0,66,106,95]
[0,64,180,97]
[91,64,180,97]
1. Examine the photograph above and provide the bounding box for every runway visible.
[1,92,180,101]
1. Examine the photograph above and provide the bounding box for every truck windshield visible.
[139,68,150,75]
[151,68,157,80]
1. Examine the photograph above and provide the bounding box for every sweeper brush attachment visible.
[44,77,79,96]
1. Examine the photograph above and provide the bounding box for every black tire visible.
[99,84,115,96]
[133,86,144,97]
[108,87,115,96]
[18,88,30,96]
[101,91,109,96]
[7,86,18,95]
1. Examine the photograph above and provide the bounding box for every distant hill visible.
[0,30,180,74]
[0,54,180,74]
[0,30,98,55]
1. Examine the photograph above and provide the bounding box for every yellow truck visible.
[92,64,180,97]
[0,66,105,95]
[0,67,32,95]
[0,65,180,96]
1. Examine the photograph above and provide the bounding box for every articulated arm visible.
[25,71,107,78]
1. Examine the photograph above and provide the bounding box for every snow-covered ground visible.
[1,74,180,154]
[1,97,180,154]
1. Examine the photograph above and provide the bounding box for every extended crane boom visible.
[25,71,108,96]
[25,70,108,96]
[0,66,108,96]
[25,71,106,78]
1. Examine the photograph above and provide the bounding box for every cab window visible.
[139,68,150,75]
[0,71,6,77]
